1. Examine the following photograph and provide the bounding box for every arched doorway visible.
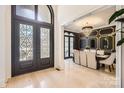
[11,5,54,76]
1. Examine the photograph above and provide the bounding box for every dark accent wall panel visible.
[79,26,116,50]
[74,33,80,50]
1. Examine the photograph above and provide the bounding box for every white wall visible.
[0,6,7,87]
[0,6,11,87]
[120,5,124,88]
[116,6,122,88]
[52,5,65,69]
[5,6,11,81]
[122,30,124,87]
[53,5,65,69]
[115,5,124,88]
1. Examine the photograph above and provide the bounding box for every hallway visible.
[6,59,116,88]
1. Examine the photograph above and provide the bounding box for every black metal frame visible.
[11,5,54,76]
[64,31,75,59]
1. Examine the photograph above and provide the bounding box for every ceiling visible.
[58,5,103,25]
[64,6,116,33]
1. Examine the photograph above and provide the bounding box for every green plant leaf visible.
[109,8,124,24]
[117,38,124,46]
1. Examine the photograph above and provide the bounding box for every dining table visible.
[96,54,109,58]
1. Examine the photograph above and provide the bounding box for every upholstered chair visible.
[90,49,97,53]
[73,50,80,64]
[87,51,97,69]
[84,49,90,52]
[80,51,87,66]
[99,53,116,72]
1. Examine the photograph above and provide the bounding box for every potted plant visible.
[109,8,124,46]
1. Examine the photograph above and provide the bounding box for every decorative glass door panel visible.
[65,37,69,57]
[37,26,53,68]
[40,28,50,58]
[70,37,74,57]
[19,24,33,61]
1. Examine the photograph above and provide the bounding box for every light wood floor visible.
[6,59,116,88]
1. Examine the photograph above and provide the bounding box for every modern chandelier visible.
[82,22,93,37]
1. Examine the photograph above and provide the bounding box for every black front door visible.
[12,20,54,76]
[36,25,54,70]
[12,20,36,76]
[12,5,54,76]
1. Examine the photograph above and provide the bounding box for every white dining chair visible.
[73,50,80,65]
[90,49,96,53]
[84,49,90,52]
[99,53,116,72]
[80,51,87,66]
[87,51,97,69]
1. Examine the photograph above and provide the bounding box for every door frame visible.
[11,5,54,76]
[12,20,38,76]
[64,31,75,59]
[36,24,54,70]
